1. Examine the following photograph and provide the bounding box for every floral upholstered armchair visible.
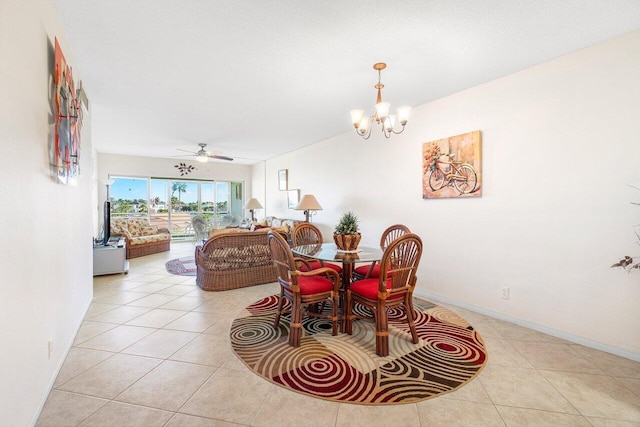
[110,217,171,259]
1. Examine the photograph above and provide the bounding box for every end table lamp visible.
[244,198,263,221]
[295,194,322,222]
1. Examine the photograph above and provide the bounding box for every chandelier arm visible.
[391,124,407,135]
[356,116,373,139]
[359,117,374,139]
[381,122,391,139]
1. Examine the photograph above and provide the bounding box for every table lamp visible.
[295,194,322,222]
[244,198,263,221]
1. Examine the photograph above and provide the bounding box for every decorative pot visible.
[333,233,361,251]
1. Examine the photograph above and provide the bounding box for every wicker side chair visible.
[345,233,423,356]
[267,231,341,347]
[292,223,342,274]
[353,224,411,280]
[191,215,209,245]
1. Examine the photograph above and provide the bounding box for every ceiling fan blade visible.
[171,154,196,158]
[176,148,196,154]
[209,154,234,161]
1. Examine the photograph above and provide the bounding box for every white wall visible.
[264,30,640,359]
[0,1,94,424]
[97,153,254,231]
[250,161,266,218]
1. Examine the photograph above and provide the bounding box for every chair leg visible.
[273,288,284,330]
[331,292,338,336]
[405,295,419,344]
[375,300,389,357]
[319,301,327,313]
[289,296,303,347]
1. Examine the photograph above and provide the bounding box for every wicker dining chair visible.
[267,231,341,347]
[345,233,423,356]
[292,223,342,274]
[353,224,411,280]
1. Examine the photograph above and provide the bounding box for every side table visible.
[93,237,129,276]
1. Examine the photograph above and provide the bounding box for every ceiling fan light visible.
[196,154,208,163]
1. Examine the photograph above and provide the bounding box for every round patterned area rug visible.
[165,257,196,276]
[230,295,487,405]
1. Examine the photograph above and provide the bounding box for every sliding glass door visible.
[109,176,243,239]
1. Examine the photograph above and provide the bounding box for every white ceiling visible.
[53,0,640,165]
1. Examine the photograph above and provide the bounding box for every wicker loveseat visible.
[263,216,300,242]
[110,217,171,259]
[195,229,279,291]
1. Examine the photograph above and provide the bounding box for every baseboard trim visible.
[31,294,93,427]
[414,289,640,363]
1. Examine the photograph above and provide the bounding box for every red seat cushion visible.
[349,278,404,300]
[324,262,343,273]
[300,260,343,273]
[354,263,381,278]
[297,275,335,295]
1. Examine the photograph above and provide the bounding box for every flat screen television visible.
[103,200,111,245]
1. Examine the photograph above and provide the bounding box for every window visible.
[109,177,149,217]
[201,183,215,213]
[109,176,243,239]
[216,182,230,214]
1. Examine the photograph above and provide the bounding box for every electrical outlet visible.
[48,339,53,359]
[500,286,510,300]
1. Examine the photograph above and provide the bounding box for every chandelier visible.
[349,62,411,139]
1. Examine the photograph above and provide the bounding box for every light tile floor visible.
[37,242,640,426]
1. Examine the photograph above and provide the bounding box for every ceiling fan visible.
[175,143,234,162]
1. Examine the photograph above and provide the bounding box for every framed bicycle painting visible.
[422,130,482,199]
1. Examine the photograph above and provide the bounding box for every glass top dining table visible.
[291,243,383,286]
[291,242,383,332]
[291,243,383,264]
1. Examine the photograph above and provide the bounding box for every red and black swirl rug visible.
[230,296,487,405]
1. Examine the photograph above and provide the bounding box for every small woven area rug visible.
[165,257,196,276]
[230,295,487,405]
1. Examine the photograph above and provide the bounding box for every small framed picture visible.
[287,189,299,209]
[278,169,288,191]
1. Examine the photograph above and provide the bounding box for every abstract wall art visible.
[53,38,83,185]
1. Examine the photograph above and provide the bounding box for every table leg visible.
[340,263,353,332]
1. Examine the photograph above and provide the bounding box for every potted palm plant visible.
[334,211,361,251]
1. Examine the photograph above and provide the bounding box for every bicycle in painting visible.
[426,145,478,195]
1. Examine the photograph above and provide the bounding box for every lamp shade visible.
[244,198,263,210]
[295,194,322,211]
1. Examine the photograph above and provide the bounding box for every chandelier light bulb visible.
[350,109,364,126]
[397,106,411,125]
[358,117,370,135]
[375,102,390,121]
